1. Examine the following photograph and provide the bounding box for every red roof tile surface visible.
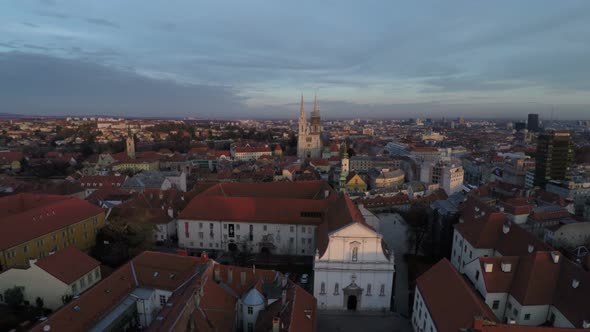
[35,246,100,284]
[0,193,104,250]
[417,259,497,332]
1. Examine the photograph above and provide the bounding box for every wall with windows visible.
[0,212,106,271]
[135,288,173,327]
[177,219,317,256]
[0,262,101,309]
[411,288,438,332]
[503,294,551,326]
[450,229,494,273]
[463,259,488,297]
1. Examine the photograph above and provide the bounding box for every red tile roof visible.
[551,258,590,328]
[35,246,100,284]
[180,195,329,224]
[0,194,105,250]
[478,256,519,293]
[316,194,376,257]
[509,251,562,305]
[0,151,24,162]
[184,183,372,258]
[455,198,552,256]
[416,259,497,332]
[31,251,203,332]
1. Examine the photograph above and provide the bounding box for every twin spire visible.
[299,93,320,117]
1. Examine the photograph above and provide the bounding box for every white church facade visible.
[313,205,395,311]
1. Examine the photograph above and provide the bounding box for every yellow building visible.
[344,173,368,193]
[0,193,106,271]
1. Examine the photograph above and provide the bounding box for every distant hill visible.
[0,113,30,119]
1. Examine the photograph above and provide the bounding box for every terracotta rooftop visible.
[31,251,204,332]
[416,259,497,332]
[35,246,100,284]
[0,193,105,250]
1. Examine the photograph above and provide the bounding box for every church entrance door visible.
[347,295,357,310]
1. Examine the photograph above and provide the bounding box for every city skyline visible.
[1,1,590,119]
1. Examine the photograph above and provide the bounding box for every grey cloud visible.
[0,52,246,117]
[33,10,69,19]
[21,22,40,28]
[22,44,51,51]
[84,18,120,29]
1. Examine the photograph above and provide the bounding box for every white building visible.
[421,160,464,195]
[231,144,273,161]
[177,181,333,255]
[446,196,590,329]
[313,198,394,311]
[0,246,101,310]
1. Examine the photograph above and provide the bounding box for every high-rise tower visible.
[534,130,573,188]
[527,113,540,132]
[297,94,323,159]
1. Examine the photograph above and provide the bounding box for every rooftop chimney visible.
[281,289,287,306]
[272,317,280,332]
[527,244,534,253]
[502,224,510,234]
[228,269,233,283]
[241,271,246,286]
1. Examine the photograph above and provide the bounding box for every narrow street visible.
[378,213,410,317]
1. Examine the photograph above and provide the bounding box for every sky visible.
[1,1,590,120]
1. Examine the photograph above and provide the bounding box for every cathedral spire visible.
[313,93,319,116]
[300,93,305,117]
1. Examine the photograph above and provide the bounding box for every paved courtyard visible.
[318,311,412,332]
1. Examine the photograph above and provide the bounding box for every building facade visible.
[0,194,106,271]
[297,95,323,159]
[313,220,394,311]
[534,131,574,188]
[0,246,101,309]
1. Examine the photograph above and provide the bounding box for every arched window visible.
[366,284,372,296]
[379,284,385,296]
[334,283,339,295]
[352,247,358,262]
[320,282,326,294]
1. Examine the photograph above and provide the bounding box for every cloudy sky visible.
[1,1,589,119]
